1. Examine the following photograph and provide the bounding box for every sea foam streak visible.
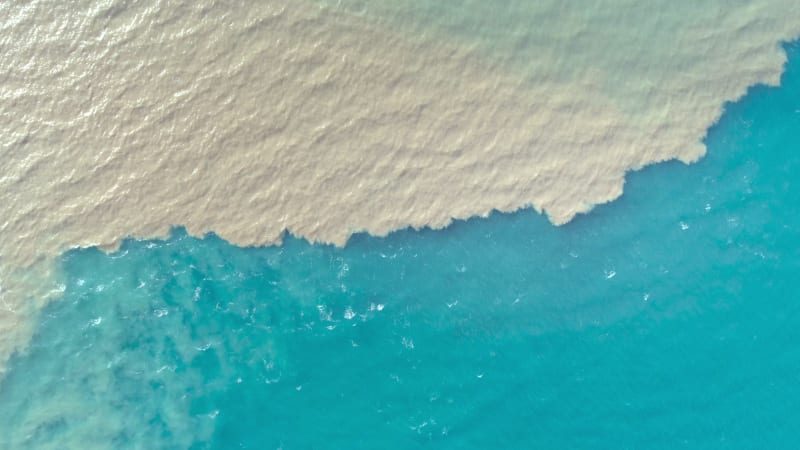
[0,0,799,371]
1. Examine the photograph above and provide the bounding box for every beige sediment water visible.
[1,0,799,371]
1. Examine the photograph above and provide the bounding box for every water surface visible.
[1,42,798,449]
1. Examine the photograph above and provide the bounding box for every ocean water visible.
[0,40,798,449]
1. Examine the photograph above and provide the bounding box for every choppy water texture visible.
[1,0,800,368]
[1,42,798,449]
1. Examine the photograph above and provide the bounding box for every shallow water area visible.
[0,42,799,448]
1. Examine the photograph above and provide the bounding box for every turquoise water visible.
[1,42,799,448]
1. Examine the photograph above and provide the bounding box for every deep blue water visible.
[1,42,799,449]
